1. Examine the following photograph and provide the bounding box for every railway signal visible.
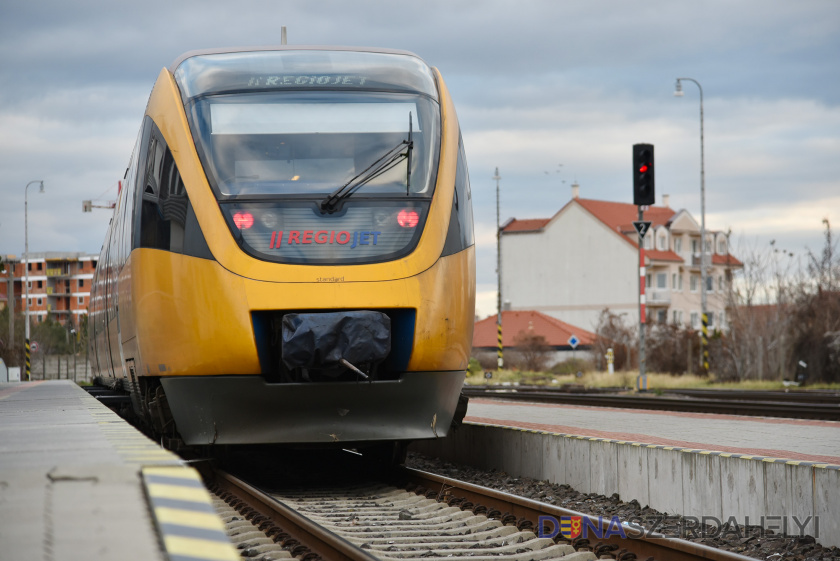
[632,143,654,392]
[632,143,655,206]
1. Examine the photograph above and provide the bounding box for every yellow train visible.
[88,46,475,457]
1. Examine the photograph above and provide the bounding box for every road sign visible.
[568,334,580,349]
[30,341,39,353]
[633,221,652,238]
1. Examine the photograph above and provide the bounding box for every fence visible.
[29,353,93,383]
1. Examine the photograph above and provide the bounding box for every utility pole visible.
[493,167,503,370]
[6,262,14,350]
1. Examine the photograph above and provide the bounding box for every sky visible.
[1,1,838,318]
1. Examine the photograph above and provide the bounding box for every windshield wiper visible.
[320,113,414,214]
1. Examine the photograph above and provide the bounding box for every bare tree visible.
[594,309,636,371]
[512,330,552,372]
[788,219,840,383]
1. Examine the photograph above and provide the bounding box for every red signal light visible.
[233,212,254,229]
[397,209,419,228]
[639,164,649,173]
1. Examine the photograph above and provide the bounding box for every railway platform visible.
[411,397,840,547]
[0,380,238,561]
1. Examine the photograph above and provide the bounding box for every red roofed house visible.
[499,184,742,332]
[473,310,596,364]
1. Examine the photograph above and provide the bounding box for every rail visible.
[462,386,840,420]
[207,464,758,561]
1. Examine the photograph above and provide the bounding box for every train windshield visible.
[175,50,440,199]
[173,49,442,265]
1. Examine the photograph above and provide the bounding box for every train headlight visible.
[397,209,419,228]
[233,211,255,229]
[260,212,279,229]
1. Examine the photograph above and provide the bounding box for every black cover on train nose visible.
[281,311,391,371]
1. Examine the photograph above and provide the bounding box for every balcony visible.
[647,289,671,306]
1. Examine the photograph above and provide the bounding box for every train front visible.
[139,47,475,447]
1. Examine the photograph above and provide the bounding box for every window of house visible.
[37,262,42,270]
[673,309,683,325]
[708,312,715,328]
[27,263,32,271]
[675,238,682,253]
[690,312,699,329]
[78,296,85,305]
[644,236,653,250]
[657,309,666,323]
[657,235,666,251]
[692,239,700,254]
[718,239,726,254]
[27,281,32,290]
[690,275,698,292]
[645,274,651,288]
[678,274,683,291]
[706,275,714,292]
[37,280,43,289]
[78,279,84,288]
[36,298,42,306]
[656,273,667,289]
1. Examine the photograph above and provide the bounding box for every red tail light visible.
[233,212,254,229]
[397,209,419,228]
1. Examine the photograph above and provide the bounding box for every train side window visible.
[135,121,213,259]
[138,126,188,252]
[441,136,475,256]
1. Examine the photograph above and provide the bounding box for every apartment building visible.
[500,185,742,333]
[0,252,98,327]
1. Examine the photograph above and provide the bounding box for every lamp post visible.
[24,180,45,381]
[493,167,503,370]
[674,78,709,376]
[70,328,77,382]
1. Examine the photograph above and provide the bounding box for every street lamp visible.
[24,180,44,381]
[674,77,709,376]
[70,328,77,382]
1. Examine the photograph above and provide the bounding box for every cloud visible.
[0,0,837,292]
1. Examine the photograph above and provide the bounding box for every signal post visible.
[632,144,654,391]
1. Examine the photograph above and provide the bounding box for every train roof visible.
[169,46,425,72]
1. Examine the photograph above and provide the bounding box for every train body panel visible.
[124,245,474,377]
[89,47,475,447]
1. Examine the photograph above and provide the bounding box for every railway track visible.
[461,385,840,420]
[206,463,757,561]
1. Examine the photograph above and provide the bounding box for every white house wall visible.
[501,203,639,332]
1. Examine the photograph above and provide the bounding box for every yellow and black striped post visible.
[701,313,709,375]
[25,338,31,381]
[497,320,503,369]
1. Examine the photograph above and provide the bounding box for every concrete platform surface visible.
[412,397,840,547]
[466,398,840,465]
[0,381,238,561]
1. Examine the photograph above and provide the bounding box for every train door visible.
[101,233,117,380]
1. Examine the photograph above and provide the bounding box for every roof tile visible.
[473,310,596,348]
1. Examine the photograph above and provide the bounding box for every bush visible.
[551,357,594,375]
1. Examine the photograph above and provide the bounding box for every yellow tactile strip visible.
[83,396,182,466]
[143,466,240,561]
